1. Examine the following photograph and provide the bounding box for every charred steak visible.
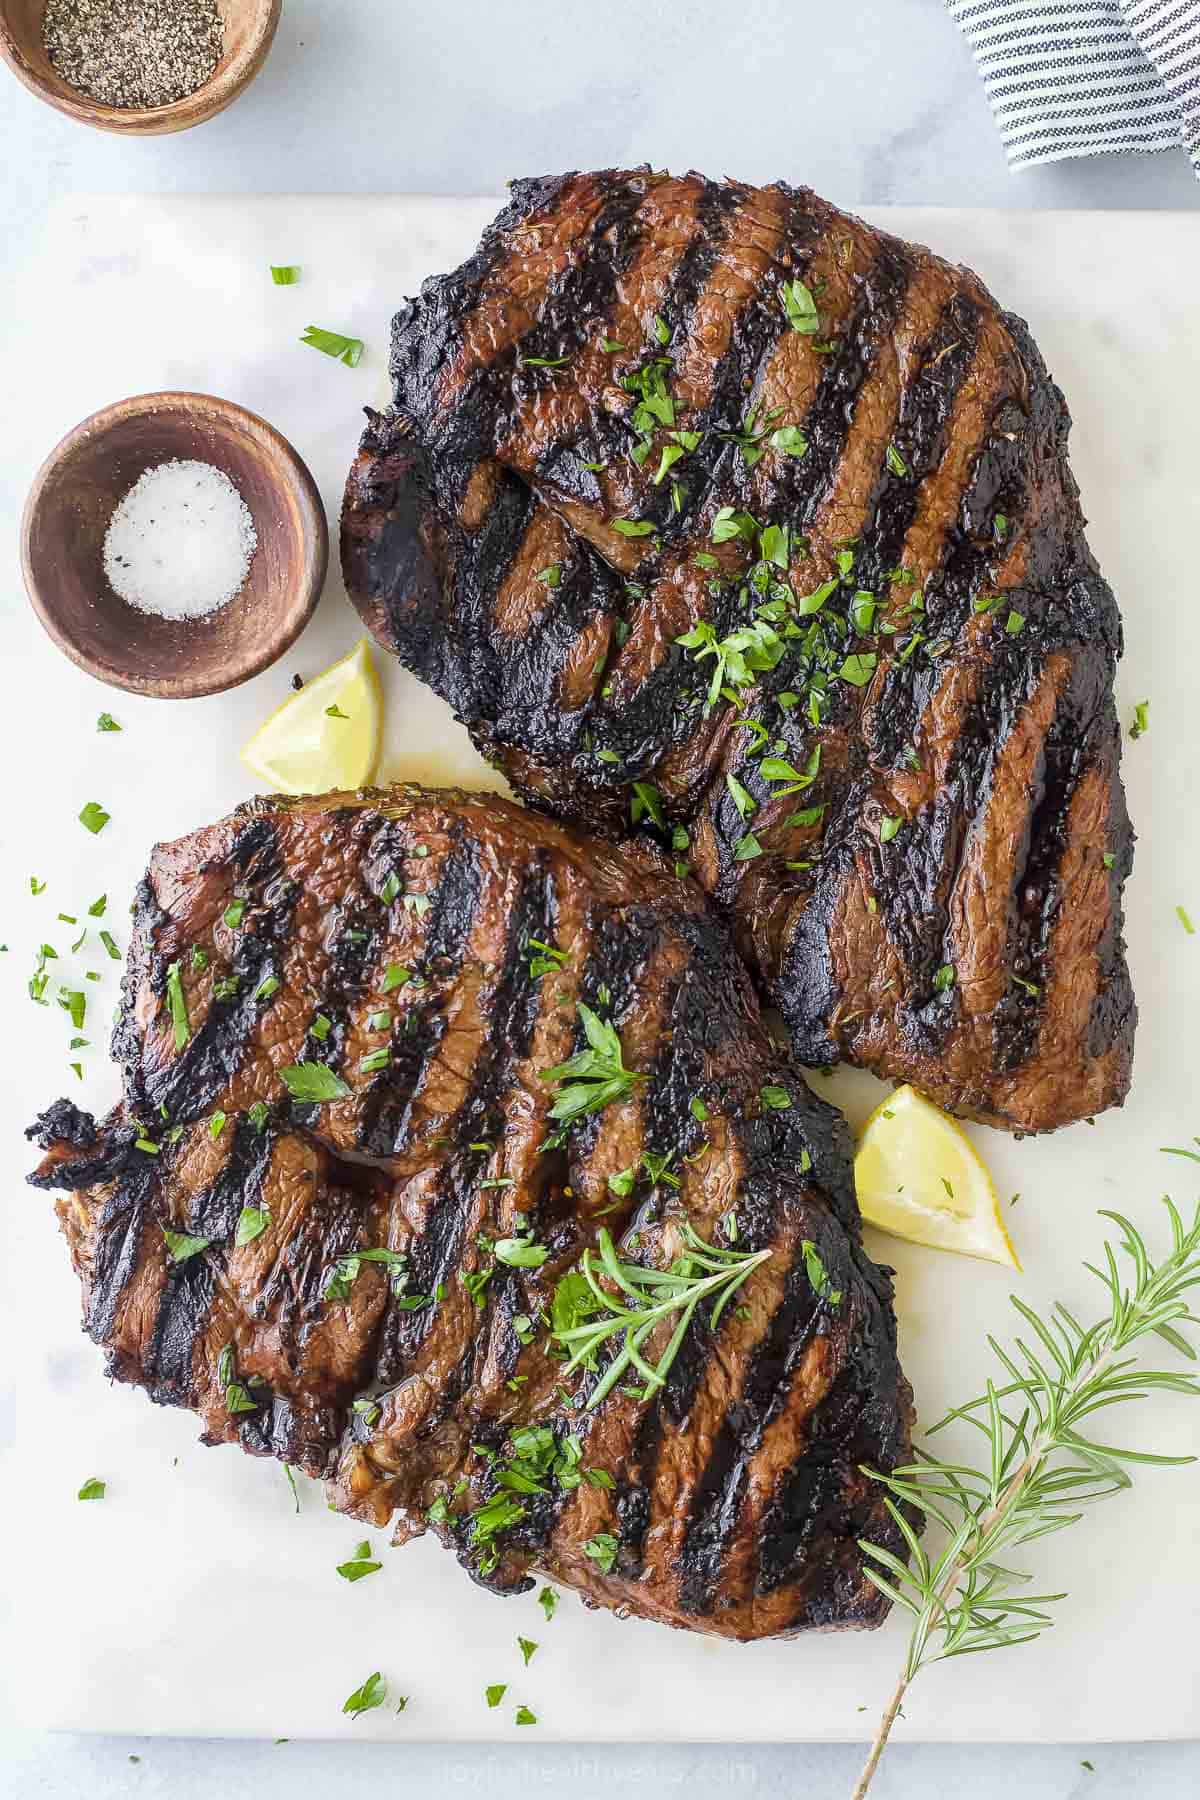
[342,168,1136,1133]
[29,786,912,1641]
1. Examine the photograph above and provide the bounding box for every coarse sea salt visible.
[102,459,257,621]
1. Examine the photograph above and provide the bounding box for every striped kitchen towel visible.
[948,1,1200,175]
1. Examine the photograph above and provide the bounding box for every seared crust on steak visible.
[30,786,913,1641]
[342,169,1136,1133]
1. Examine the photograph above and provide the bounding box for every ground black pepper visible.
[43,0,224,110]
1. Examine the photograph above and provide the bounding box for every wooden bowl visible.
[21,391,328,699]
[0,0,280,135]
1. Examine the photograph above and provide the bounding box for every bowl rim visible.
[20,388,330,700]
[0,0,282,135]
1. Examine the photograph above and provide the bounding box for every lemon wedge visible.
[854,1084,1021,1269]
[241,638,382,794]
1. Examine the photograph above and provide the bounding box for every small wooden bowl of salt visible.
[21,391,328,699]
[0,1,280,135]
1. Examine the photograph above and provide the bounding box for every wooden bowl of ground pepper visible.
[0,0,281,135]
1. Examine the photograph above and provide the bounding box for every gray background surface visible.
[1,1,1196,1795]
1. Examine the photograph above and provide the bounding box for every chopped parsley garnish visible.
[690,1096,709,1122]
[515,1706,537,1726]
[879,815,901,843]
[517,1636,538,1666]
[494,1234,550,1269]
[1005,610,1026,636]
[88,894,106,916]
[209,1111,227,1140]
[630,781,666,829]
[539,1003,645,1123]
[301,326,364,367]
[521,354,570,368]
[270,265,300,285]
[932,963,956,993]
[161,1226,212,1264]
[760,1085,791,1111]
[163,961,190,1048]
[96,712,121,732]
[710,506,759,545]
[537,1585,558,1621]
[582,1533,619,1574]
[30,876,46,895]
[78,801,110,835]
[780,277,819,334]
[485,1683,507,1709]
[675,617,785,707]
[280,1061,351,1103]
[255,974,280,1001]
[360,1047,391,1074]
[1130,699,1150,739]
[342,1671,387,1717]
[223,899,245,929]
[380,870,401,904]
[885,443,908,478]
[771,425,808,458]
[59,989,86,1031]
[611,517,655,538]
[336,1542,383,1582]
[527,938,567,980]
[801,1240,842,1307]
[235,1203,271,1246]
[1177,905,1196,936]
[100,930,120,960]
[733,831,762,862]
[535,563,561,587]
[78,1477,106,1500]
[838,651,877,687]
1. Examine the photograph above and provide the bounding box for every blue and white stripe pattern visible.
[948,1,1200,175]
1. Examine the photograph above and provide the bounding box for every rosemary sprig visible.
[554,1224,771,1410]
[852,1174,1200,1799]
[539,1003,645,1123]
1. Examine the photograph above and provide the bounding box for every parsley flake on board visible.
[517,1636,538,1666]
[302,326,364,367]
[78,801,110,835]
[77,1477,106,1500]
[485,1683,507,1709]
[932,963,956,994]
[96,712,121,732]
[336,1543,383,1582]
[342,1671,387,1718]
[537,1586,559,1622]
[270,265,300,285]
[515,1706,537,1726]
[1130,699,1150,739]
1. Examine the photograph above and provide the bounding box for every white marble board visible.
[1,197,1197,1746]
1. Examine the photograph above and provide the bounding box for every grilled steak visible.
[29,786,912,1641]
[342,168,1136,1133]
